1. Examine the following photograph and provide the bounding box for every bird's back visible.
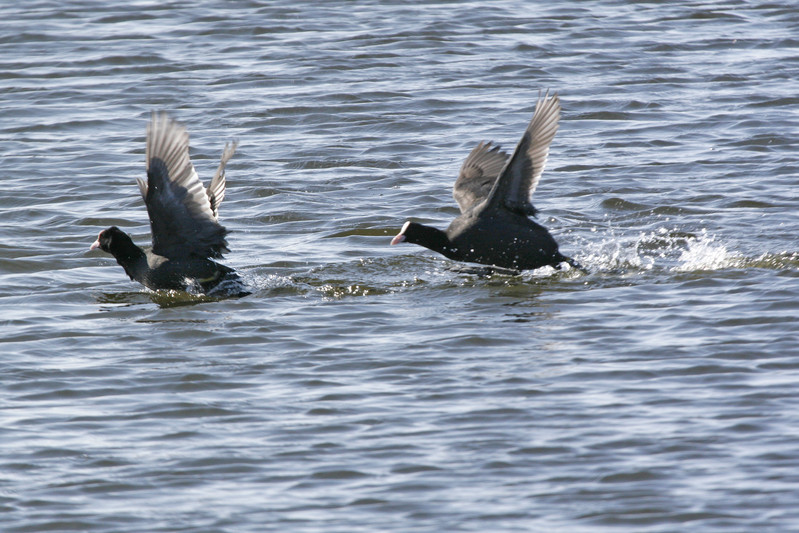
[446,209,561,271]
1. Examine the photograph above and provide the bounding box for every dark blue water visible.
[2,1,799,531]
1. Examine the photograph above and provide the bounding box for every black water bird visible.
[90,112,244,294]
[391,91,582,273]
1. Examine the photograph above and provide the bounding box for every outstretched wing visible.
[452,141,509,213]
[484,91,560,216]
[137,112,230,259]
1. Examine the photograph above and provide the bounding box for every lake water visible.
[2,1,798,531]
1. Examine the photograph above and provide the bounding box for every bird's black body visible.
[392,92,581,273]
[92,226,237,293]
[399,210,567,272]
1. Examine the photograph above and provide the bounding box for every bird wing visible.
[207,139,238,218]
[137,111,231,259]
[452,141,510,213]
[484,91,560,217]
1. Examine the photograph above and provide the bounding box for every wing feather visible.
[207,140,238,218]
[452,141,510,213]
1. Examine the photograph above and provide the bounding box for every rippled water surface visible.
[2,1,799,531]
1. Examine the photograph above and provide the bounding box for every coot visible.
[90,112,245,294]
[391,91,581,273]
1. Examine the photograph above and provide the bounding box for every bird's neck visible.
[410,224,459,259]
[112,244,147,281]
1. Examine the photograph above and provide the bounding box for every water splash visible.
[239,271,296,294]
[575,226,743,274]
[672,230,740,272]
